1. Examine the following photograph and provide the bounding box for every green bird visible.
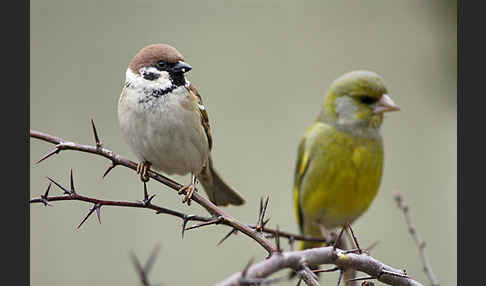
[293,70,400,250]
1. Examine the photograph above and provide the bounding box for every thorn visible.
[347,223,362,254]
[40,198,52,207]
[256,197,263,231]
[217,228,238,246]
[46,176,70,195]
[262,217,271,228]
[102,161,117,178]
[241,257,254,277]
[185,216,223,231]
[379,269,409,279]
[139,182,157,206]
[259,197,263,217]
[96,205,102,224]
[288,236,295,251]
[91,118,102,148]
[301,264,319,281]
[275,225,281,253]
[180,215,195,240]
[40,182,53,206]
[36,147,60,164]
[147,195,156,205]
[44,182,51,197]
[256,195,270,232]
[130,251,148,285]
[343,248,364,254]
[77,203,101,229]
[313,267,339,274]
[70,169,76,195]
[144,244,161,275]
[347,276,376,282]
[336,269,343,286]
[333,225,346,251]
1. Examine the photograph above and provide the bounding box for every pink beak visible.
[373,94,400,114]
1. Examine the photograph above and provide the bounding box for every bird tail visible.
[198,156,245,206]
[298,222,327,250]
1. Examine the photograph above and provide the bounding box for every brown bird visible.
[118,43,245,206]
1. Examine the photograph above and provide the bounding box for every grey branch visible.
[216,246,423,286]
[394,192,439,286]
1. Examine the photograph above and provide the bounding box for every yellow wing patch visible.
[299,150,310,177]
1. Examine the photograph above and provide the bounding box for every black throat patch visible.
[138,85,178,104]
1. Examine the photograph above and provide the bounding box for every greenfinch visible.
[292,70,400,250]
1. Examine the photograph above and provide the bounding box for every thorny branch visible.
[30,174,211,231]
[30,126,326,254]
[394,193,439,286]
[217,246,424,286]
[30,123,426,286]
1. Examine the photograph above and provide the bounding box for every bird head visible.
[318,70,400,130]
[128,43,192,89]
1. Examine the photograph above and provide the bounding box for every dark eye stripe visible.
[360,96,378,104]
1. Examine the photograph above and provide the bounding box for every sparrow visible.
[292,70,400,251]
[118,43,245,206]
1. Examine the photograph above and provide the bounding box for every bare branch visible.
[394,193,439,286]
[31,129,326,254]
[131,245,161,286]
[30,128,427,286]
[216,246,423,286]
[30,175,211,229]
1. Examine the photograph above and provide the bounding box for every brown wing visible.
[188,84,212,150]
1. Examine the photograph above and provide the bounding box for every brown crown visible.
[129,43,184,74]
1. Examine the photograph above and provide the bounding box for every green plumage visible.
[292,70,398,250]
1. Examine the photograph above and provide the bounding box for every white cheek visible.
[154,71,171,86]
[335,95,358,122]
[125,68,172,90]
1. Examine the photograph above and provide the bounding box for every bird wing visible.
[188,84,212,151]
[293,123,322,234]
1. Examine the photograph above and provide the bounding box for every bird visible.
[292,70,400,251]
[118,43,245,206]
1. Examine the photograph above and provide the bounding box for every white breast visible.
[118,71,209,175]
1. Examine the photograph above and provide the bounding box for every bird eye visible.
[156,61,167,70]
[359,96,378,104]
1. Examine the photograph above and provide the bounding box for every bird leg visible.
[178,174,198,206]
[136,161,151,182]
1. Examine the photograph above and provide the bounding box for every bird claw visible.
[179,184,197,206]
[136,161,151,182]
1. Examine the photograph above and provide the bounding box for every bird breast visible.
[118,85,210,175]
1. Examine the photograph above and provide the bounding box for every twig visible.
[130,244,161,286]
[30,174,211,229]
[31,129,276,254]
[216,246,424,286]
[394,193,439,286]
[298,265,320,286]
[31,127,426,286]
[31,128,328,253]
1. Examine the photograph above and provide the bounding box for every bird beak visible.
[171,61,192,73]
[373,94,400,114]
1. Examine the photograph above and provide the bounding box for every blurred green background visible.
[30,1,456,285]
